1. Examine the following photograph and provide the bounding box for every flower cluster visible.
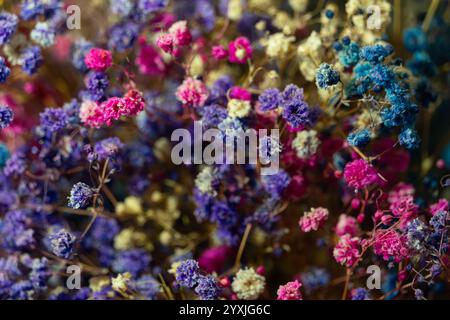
[0,0,448,301]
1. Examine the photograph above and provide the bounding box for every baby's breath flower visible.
[227,99,252,118]
[231,267,266,300]
[292,130,320,159]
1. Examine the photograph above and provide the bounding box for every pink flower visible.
[343,159,379,190]
[229,86,251,101]
[373,230,409,263]
[335,214,359,237]
[84,48,112,72]
[388,183,418,228]
[102,97,127,126]
[168,21,192,46]
[299,207,329,232]
[79,100,106,128]
[430,199,449,216]
[122,89,146,116]
[229,37,252,64]
[277,280,303,300]
[211,45,228,60]
[135,42,165,76]
[198,246,231,274]
[175,77,208,107]
[156,33,175,54]
[333,235,361,267]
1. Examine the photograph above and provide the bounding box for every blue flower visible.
[315,63,340,89]
[398,127,420,150]
[259,88,281,112]
[112,249,151,277]
[407,51,437,77]
[261,169,291,200]
[39,107,69,134]
[0,11,18,45]
[176,259,200,288]
[0,210,35,251]
[49,229,76,259]
[347,129,371,147]
[138,0,168,14]
[360,44,393,64]
[71,38,93,72]
[0,143,10,168]
[0,105,13,128]
[30,22,55,47]
[29,258,51,290]
[351,287,370,300]
[108,21,139,52]
[20,46,42,75]
[0,57,11,83]
[68,182,93,209]
[134,275,161,300]
[85,71,109,101]
[403,26,427,53]
[338,41,360,67]
[195,275,220,300]
[20,0,45,20]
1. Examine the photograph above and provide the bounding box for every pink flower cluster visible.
[335,214,359,237]
[276,280,303,300]
[333,235,361,267]
[373,230,409,263]
[343,159,379,190]
[156,21,192,56]
[388,183,418,228]
[228,37,253,64]
[230,86,251,101]
[79,89,145,128]
[135,38,165,76]
[84,48,113,71]
[299,207,329,232]
[175,77,208,107]
[198,245,231,274]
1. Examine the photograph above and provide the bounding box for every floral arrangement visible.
[0,0,449,301]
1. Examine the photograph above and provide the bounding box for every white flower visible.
[261,33,295,58]
[195,166,217,196]
[227,99,252,118]
[232,267,266,300]
[292,130,320,159]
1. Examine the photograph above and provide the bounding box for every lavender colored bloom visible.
[20,46,43,75]
[85,71,109,101]
[30,22,55,47]
[301,268,331,294]
[212,201,238,229]
[0,57,10,84]
[282,100,311,128]
[201,104,228,130]
[138,0,168,14]
[195,275,220,300]
[49,229,76,259]
[176,259,200,288]
[261,169,291,200]
[10,280,34,300]
[68,182,93,209]
[108,21,139,52]
[134,275,161,300]
[39,107,69,134]
[0,105,13,128]
[94,137,124,161]
[110,0,134,17]
[71,38,93,71]
[112,249,151,277]
[3,151,26,177]
[0,272,12,298]
[29,257,50,290]
[259,88,281,112]
[20,0,45,20]
[1,210,35,250]
[430,211,448,231]
[351,287,370,300]
[0,11,18,45]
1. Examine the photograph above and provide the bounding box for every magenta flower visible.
[168,21,191,46]
[156,33,175,54]
[84,48,112,72]
[176,77,208,107]
[229,86,251,101]
[335,214,359,237]
[333,235,361,267]
[276,280,303,300]
[211,45,228,60]
[373,230,409,263]
[228,37,252,64]
[343,159,379,189]
[299,207,329,232]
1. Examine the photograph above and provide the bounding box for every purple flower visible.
[259,88,281,112]
[20,46,42,75]
[85,71,109,101]
[0,105,13,128]
[0,57,10,83]
[195,275,220,300]
[49,229,76,259]
[0,11,18,45]
[39,107,69,134]
[112,249,151,277]
[138,0,168,14]
[67,182,93,209]
[176,259,200,288]
[261,169,291,200]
